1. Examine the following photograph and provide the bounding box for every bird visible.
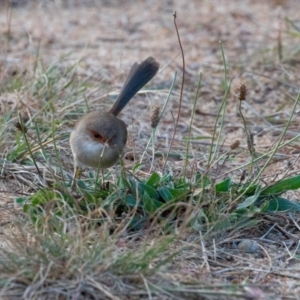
[70,56,159,181]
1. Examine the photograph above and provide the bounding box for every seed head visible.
[230,140,240,150]
[150,105,160,128]
[238,82,247,101]
[15,121,28,133]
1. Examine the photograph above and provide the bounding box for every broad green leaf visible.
[128,215,148,231]
[30,189,54,206]
[259,200,270,213]
[176,181,189,189]
[266,196,300,212]
[146,172,161,186]
[23,203,30,213]
[76,179,88,189]
[158,187,174,202]
[15,197,26,204]
[158,187,188,202]
[215,178,231,192]
[128,178,142,197]
[140,183,160,199]
[168,188,188,198]
[262,175,300,196]
[237,186,262,210]
[143,192,163,214]
[125,194,138,207]
[238,183,259,196]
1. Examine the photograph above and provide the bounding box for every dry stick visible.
[163,11,185,171]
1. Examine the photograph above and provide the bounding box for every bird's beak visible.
[103,137,113,148]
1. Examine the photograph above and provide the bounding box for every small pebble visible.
[238,239,260,253]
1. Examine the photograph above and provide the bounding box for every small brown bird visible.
[70,57,159,180]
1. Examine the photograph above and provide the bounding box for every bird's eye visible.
[93,132,102,139]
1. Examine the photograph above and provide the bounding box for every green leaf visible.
[196,174,211,188]
[128,178,159,199]
[238,183,259,196]
[30,189,54,206]
[140,183,160,199]
[215,178,231,192]
[262,175,300,196]
[259,200,270,213]
[125,194,138,207]
[15,197,26,204]
[168,188,188,198]
[127,178,140,196]
[146,172,161,186]
[157,186,189,202]
[158,187,174,202]
[237,186,262,210]
[143,192,163,214]
[128,215,148,231]
[266,196,300,212]
[23,203,30,213]
[132,163,142,172]
[160,173,172,183]
[76,179,88,189]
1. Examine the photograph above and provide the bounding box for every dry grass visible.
[1,0,300,299]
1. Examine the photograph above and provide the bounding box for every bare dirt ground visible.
[2,0,300,299]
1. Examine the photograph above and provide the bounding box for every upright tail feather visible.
[109,56,159,116]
